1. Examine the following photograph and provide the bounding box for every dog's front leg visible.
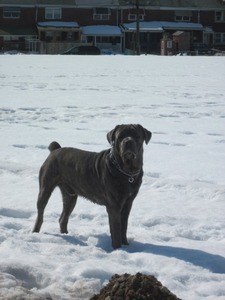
[106,206,122,249]
[121,198,134,245]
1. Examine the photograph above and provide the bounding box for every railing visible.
[39,42,85,54]
[211,48,225,56]
[96,42,122,54]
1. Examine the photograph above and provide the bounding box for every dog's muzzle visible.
[121,138,137,165]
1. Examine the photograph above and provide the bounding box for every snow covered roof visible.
[162,22,204,31]
[37,21,79,29]
[122,21,163,32]
[82,25,122,36]
[122,21,204,32]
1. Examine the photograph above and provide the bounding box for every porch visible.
[0,25,38,53]
[81,25,123,54]
[37,21,81,54]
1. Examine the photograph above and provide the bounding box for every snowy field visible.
[0,54,225,300]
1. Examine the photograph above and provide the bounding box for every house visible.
[121,21,205,54]
[0,0,224,54]
[35,0,122,53]
[0,2,38,52]
[119,0,225,54]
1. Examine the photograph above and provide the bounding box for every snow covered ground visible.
[0,54,225,300]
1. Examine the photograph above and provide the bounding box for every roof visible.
[37,21,79,28]
[0,0,76,5]
[122,21,163,32]
[119,0,225,10]
[0,0,35,5]
[0,0,119,6]
[0,0,224,9]
[122,21,204,32]
[82,25,122,36]
[0,25,37,36]
[75,0,119,6]
[163,21,204,30]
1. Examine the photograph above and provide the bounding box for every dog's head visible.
[107,124,152,171]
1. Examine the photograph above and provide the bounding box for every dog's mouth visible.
[122,151,137,165]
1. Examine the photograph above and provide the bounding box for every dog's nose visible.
[125,151,136,160]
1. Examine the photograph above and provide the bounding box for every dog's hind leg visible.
[58,184,77,234]
[32,185,55,233]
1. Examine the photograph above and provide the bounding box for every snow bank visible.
[0,55,225,299]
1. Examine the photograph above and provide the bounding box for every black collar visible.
[109,149,141,183]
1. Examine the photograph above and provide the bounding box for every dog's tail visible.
[48,141,61,152]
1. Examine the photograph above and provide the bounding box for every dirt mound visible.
[90,272,181,300]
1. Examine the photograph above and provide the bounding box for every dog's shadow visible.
[50,233,225,274]
[124,240,225,275]
[96,236,225,274]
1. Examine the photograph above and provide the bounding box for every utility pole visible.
[136,0,140,55]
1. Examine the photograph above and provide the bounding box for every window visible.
[167,40,173,49]
[175,15,191,22]
[45,7,61,20]
[128,9,145,21]
[93,8,111,21]
[3,7,21,19]
[4,36,19,41]
[175,11,191,22]
[128,14,144,21]
[214,33,225,44]
[215,11,225,22]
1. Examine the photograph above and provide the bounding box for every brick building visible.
[0,0,224,54]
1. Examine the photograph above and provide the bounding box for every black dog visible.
[33,124,151,249]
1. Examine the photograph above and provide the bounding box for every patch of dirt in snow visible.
[91,273,181,300]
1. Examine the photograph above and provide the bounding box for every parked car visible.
[62,45,100,55]
[193,43,212,55]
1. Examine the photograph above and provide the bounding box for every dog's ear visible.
[144,129,152,144]
[107,125,120,145]
[138,125,152,144]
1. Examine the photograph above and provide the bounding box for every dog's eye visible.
[117,135,125,142]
